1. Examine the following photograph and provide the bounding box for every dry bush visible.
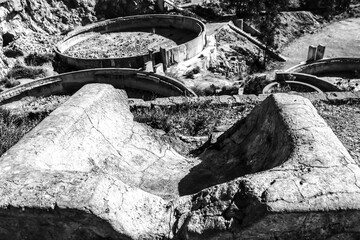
[0,108,47,156]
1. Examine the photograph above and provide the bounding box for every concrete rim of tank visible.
[285,57,360,74]
[263,57,360,93]
[0,68,197,105]
[54,14,207,69]
[262,80,324,94]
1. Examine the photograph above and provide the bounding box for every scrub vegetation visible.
[0,108,47,156]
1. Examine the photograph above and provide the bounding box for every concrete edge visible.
[0,68,197,105]
[129,91,360,110]
[268,72,342,92]
[285,57,360,73]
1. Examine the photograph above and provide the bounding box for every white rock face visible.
[0,85,359,239]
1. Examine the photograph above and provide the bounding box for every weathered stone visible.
[0,84,196,239]
[173,93,360,239]
[1,89,359,239]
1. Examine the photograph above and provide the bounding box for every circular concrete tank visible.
[285,58,360,75]
[270,57,360,92]
[0,68,197,104]
[55,14,206,70]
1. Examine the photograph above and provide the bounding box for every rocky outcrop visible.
[0,0,97,77]
[0,85,359,239]
[0,0,160,78]
[0,0,159,45]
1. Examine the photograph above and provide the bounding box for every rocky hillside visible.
[0,0,157,78]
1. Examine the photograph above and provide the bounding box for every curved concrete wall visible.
[55,14,206,70]
[274,72,341,92]
[263,80,323,94]
[285,58,360,75]
[264,57,360,93]
[0,68,196,104]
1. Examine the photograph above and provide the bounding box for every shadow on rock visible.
[178,95,294,196]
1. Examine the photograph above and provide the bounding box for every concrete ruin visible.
[264,57,360,93]
[0,68,196,104]
[287,57,360,75]
[55,14,206,71]
[0,83,359,239]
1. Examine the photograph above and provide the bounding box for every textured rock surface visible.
[0,86,359,239]
[0,84,178,239]
[172,94,360,239]
[0,0,158,77]
[0,0,96,77]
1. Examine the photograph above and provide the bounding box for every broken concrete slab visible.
[0,83,197,239]
[172,94,360,239]
[0,84,199,200]
[0,86,359,239]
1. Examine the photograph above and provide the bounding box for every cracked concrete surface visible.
[0,84,359,239]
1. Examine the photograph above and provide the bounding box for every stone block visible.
[307,45,317,62]
[316,44,326,60]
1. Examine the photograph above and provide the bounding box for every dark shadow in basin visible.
[178,95,294,196]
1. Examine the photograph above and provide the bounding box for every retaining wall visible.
[55,14,206,70]
[0,68,196,105]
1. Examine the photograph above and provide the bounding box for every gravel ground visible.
[64,32,177,58]
[314,101,360,164]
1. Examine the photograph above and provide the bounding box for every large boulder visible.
[0,84,359,239]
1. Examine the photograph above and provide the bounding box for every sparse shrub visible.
[191,84,217,96]
[184,66,201,79]
[3,78,20,88]
[0,108,47,156]
[133,101,221,136]
[135,108,172,132]
[6,64,46,79]
[3,48,24,58]
[24,53,54,66]
[190,4,225,20]
[184,114,209,136]
[243,74,270,94]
